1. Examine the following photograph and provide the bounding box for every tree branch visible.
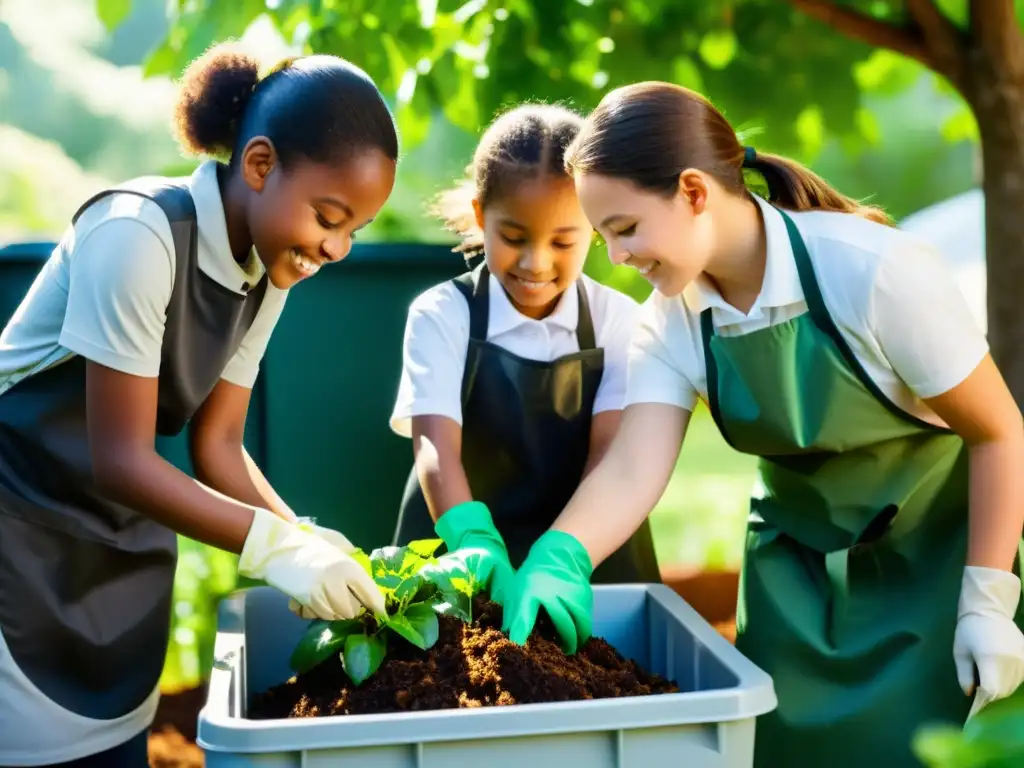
[786,0,932,68]
[970,0,1024,79]
[907,0,969,91]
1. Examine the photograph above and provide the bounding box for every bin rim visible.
[198,584,778,753]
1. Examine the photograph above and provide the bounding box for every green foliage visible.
[288,538,479,685]
[913,688,1024,768]
[97,0,134,32]
[160,536,239,693]
[146,0,938,159]
[342,632,388,684]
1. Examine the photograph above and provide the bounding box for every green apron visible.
[700,206,1024,767]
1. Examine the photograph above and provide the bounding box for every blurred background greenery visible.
[3,0,1018,763]
[0,0,978,684]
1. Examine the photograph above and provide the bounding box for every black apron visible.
[392,264,659,584]
[0,177,267,748]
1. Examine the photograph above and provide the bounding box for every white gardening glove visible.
[296,517,356,552]
[238,508,386,620]
[288,519,367,619]
[952,566,1024,720]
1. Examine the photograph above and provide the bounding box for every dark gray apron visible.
[392,264,659,584]
[0,176,267,724]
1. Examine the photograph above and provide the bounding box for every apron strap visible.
[779,209,946,433]
[452,265,597,351]
[699,308,738,450]
[574,280,597,351]
[451,262,490,341]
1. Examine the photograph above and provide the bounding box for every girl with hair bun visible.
[499,82,1024,767]
[389,103,660,615]
[0,42,397,766]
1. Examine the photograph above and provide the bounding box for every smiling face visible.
[243,144,397,289]
[475,175,594,319]
[574,171,716,298]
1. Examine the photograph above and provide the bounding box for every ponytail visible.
[742,147,893,226]
[172,41,397,169]
[566,82,893,227]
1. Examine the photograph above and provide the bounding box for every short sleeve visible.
[623,293,699,411]
[59,217,173,377]
[389,284,470,437]
[221,286,289,388]
[591,288,639,414]
[871,241,989,399]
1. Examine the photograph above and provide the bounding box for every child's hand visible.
[297,518,357,553]
[500,530,593,654]
[436,501,515,602]
[240,509,386,620]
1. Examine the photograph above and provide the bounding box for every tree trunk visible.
[967,42,1024,404]
[787,0,1024,404]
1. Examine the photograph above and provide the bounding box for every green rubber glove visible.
[435,501,515,603]
[500,530,594,654]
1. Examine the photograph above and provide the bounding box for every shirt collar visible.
[487,271,579,337]
[682,194,803,320]
[188,160,266,292]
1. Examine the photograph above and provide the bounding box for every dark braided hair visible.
[433,103,584,255]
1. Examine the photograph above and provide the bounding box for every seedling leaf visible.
[404,602,440,649]
[350,549,373,578]
[408,538,444,558]
[419,557,472,595]
[432,588,472,623]
[400,549,428,574]
[393,573,424,603]
[383,613,426,649]
[375,573,403,590]
[450,576,474,597]
[289,618,362,674]
[370,546,407,575]
[288,537,477,686]
[342,633,386,686]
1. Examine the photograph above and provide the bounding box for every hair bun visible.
[173,42,261,158]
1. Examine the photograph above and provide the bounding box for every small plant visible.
[913,687,1024,768]
[288,539,485,685]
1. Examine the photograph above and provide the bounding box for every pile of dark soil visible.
[249,598,679,719]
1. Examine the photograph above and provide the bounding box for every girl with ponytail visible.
[498,82,1024,768]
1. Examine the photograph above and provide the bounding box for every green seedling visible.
[288,538,482,685]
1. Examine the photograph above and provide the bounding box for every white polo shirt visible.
[0,161,288,397]
[390,271,640,437]
[625,194,989,428]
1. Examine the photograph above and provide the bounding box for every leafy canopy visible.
[107,0,979,158]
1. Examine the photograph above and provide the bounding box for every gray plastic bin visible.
[198,585,777,767]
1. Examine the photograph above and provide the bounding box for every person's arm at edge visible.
[551,402,690,567]
[86,363,258,553]
[872,242,1024,571]
[411,414,474,523]
[554,286,694,565]
[582,410,621,478]
[393,283,474,523]
[189,379,298,524]
[924,356,1024,572]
